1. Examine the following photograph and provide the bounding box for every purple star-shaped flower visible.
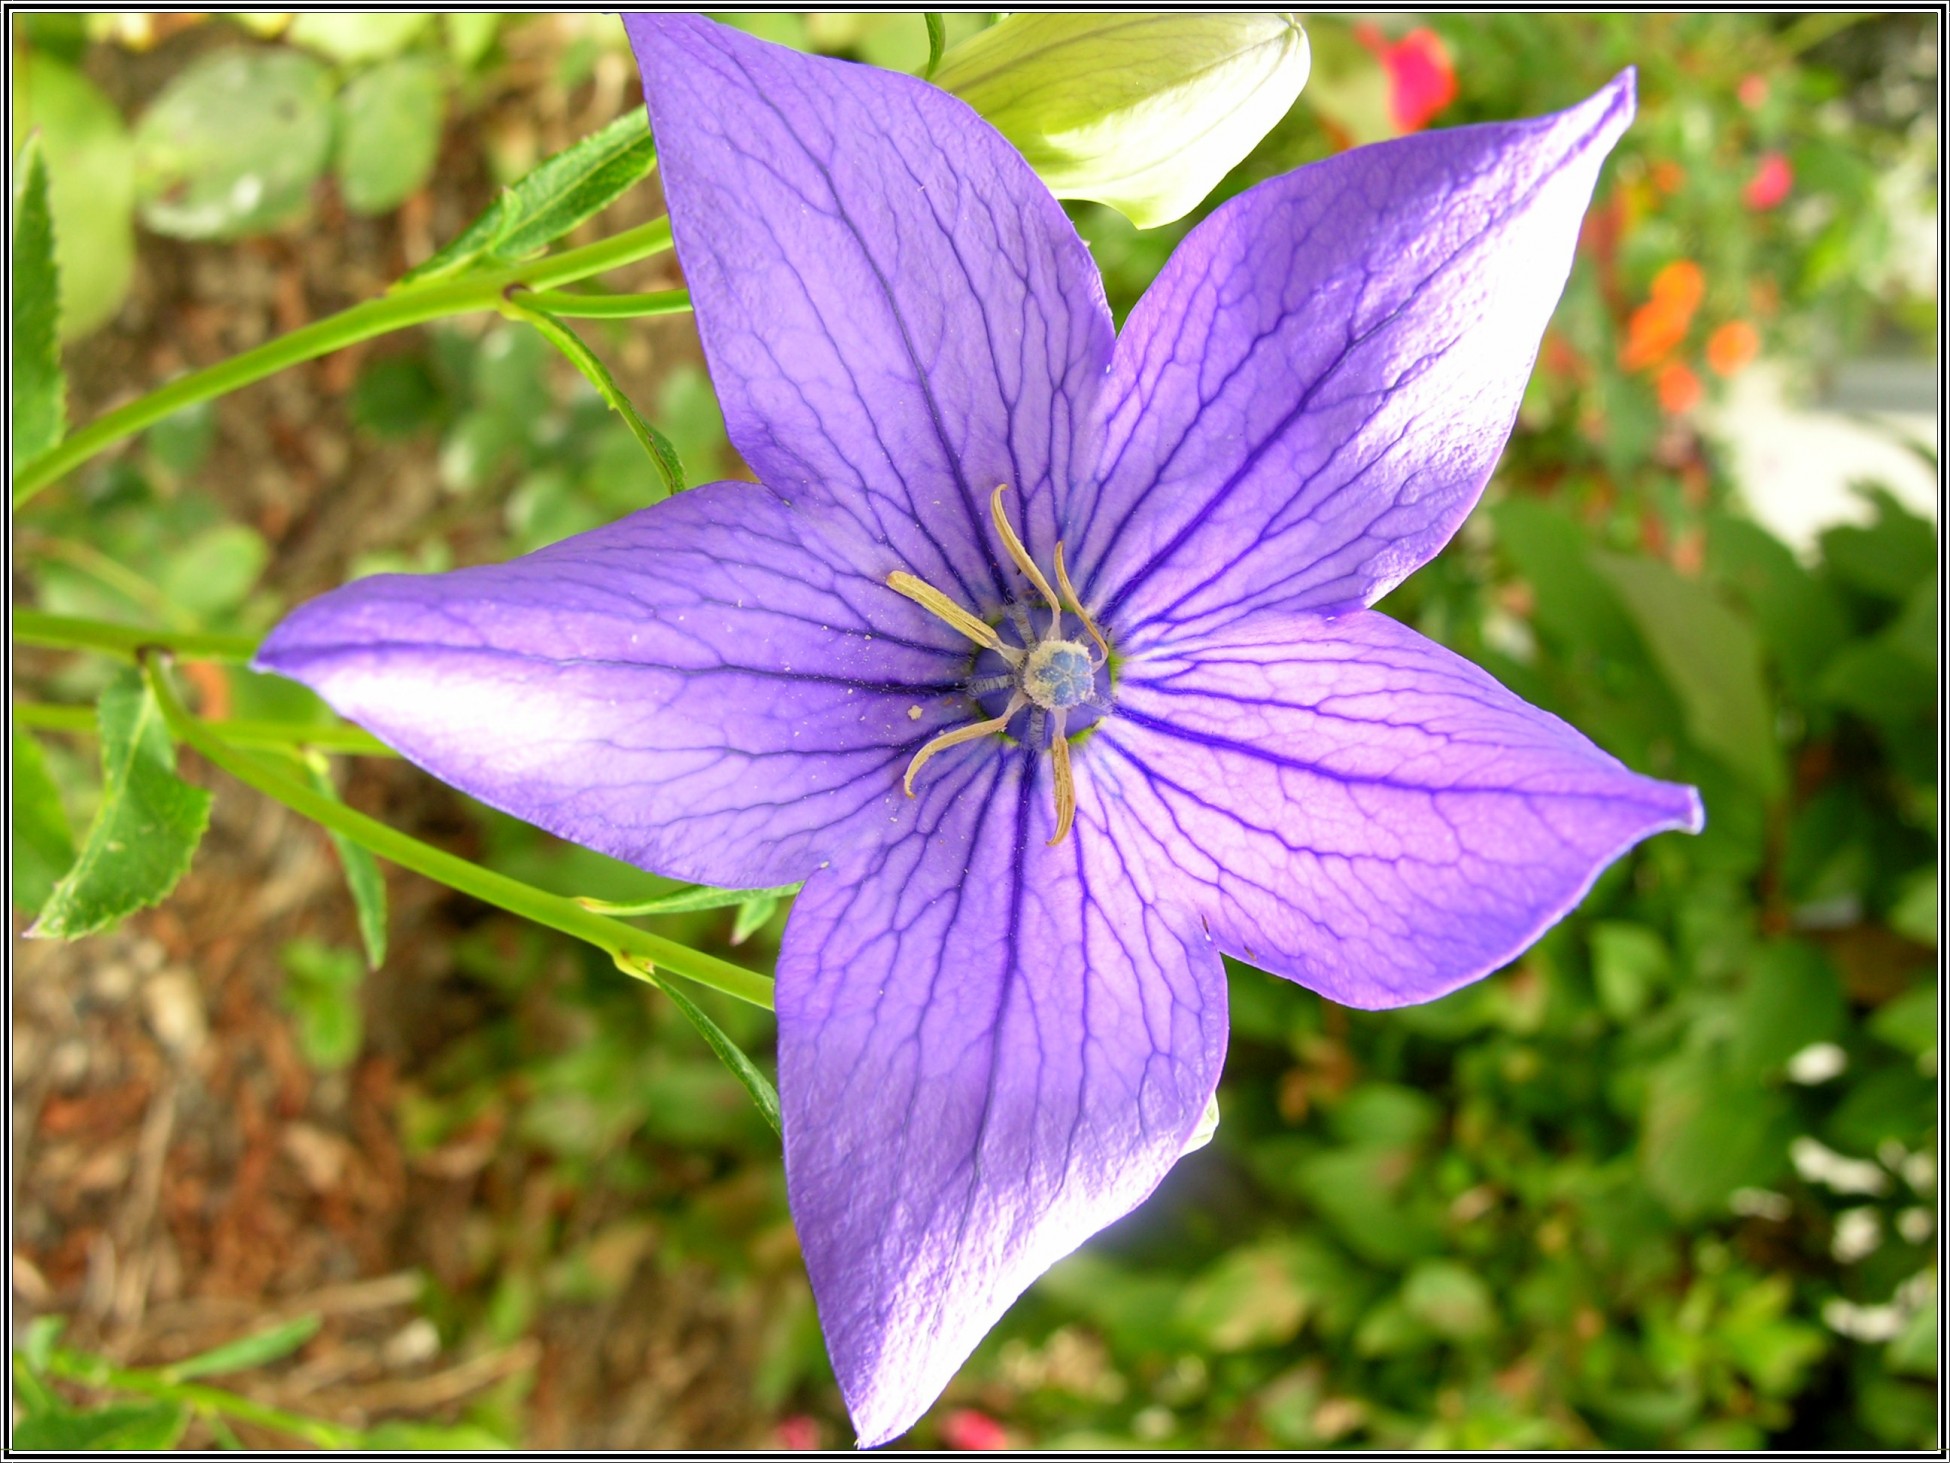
[259,14,1702,1445]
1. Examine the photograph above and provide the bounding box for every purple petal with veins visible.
[1093,609,1703,1010]
[256,15,1700,1446]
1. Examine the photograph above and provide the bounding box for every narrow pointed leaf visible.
[29,672,212,940]
[620,955,781,1136]
[406,109,656,281]
[162,1313,321,1381]
[515,303,684,495]
[12,725,76,915]
[303,755,388,970]
[12,134,66,469]
[729,892,779,945]
[922,14,947,78]
[582,881,803,917]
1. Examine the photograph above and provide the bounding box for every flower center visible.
[1021,639,1096,710]
[886,484,1112,846]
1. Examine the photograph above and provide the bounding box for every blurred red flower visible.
[1355,25,1459,132]
[1621,259,1705,371]
[1656,361,1704,414]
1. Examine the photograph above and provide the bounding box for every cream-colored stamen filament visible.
[888,570,1022,664]
[1046,709,1075,846]
[989,484,1062,612]
[903,694,1028,796]
[1052,542,1111,663]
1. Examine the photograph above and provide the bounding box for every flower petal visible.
[626,13,1115,609]
[1069,74,1634,643]
[1094,608,1701,1009]
[255,483,972,888]
[778,746,1226,1446]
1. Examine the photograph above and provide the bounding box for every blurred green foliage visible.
[10,10,1936,1452]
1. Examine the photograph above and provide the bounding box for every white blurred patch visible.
[1730,1187,1793,1221]
[1791,1135,1893,1196]
[1786,1041,1848,1085]
[1831,1206,1883,1264]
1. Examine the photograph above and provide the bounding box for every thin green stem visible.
[516,286,692,318]
[42,1349,359,1450]
[12,219,674,509]
[141,655,774,1010]
[15,699,395,757]
[14,609,260,663]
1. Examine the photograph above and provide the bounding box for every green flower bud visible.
[935,13,1310,230]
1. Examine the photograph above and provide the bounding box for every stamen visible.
[990,485,1062,612]
[1047,710,1076,846]
[888,570,1021,664]
[903,694,1027,796]
[1052,543,1111,663]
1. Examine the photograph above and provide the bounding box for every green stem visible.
[12,218,674,509]
[517,286,692,318]
[42,1349,359,1450]
[142,654,774,1010]
[14,609,260,663]
[15,699,395,757]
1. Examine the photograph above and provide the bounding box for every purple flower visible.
[258,14,1702,1445]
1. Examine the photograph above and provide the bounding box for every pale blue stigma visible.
[1022,640,1095,710]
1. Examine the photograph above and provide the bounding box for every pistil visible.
[887,485,1110,846]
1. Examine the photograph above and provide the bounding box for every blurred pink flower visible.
[1744,152,1793,210]
[942,1409,1011,1450]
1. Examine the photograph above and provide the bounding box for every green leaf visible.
[30,673,212,940]
[1640,1053,1793,1217]
[1589,921,1670,1022]
[336,57,445,215]
[1887,1275,1937,1377]
[14,55,135,339]
[134,49,336,240]
[288,12,432,63]
[18,1315,66,1372]
[923,14,948,78]
[12,1400,190,1450]
[158,522,269,621]
[1728,941,1845,1079]
[1594,551,1783,799]
[1177,1242,1310,1352]
[443,13,503,70]
[625,959,781,1137]
[280,939,365,1070]
[581,881,803,917]
[407,109,656,282]
[514,304,684,495]
[302,756,388,970]
[11,726,76,916]
[1706,514,1849,699]
[1818,486,1936,601]
[1401,1259,1498,1341]
[163,1312,320,1380]
[1889,869,1937,947]
[1868,981,1936,1060]
[12,134,66,469]
[728,893,779,946]
[360,1420,513,1450]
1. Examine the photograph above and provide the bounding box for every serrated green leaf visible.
[134,49,336,240]
[12,725,76,916]
[163,1313,320,1380]
[336,56,445,215]
[407,109,656,282]
[514,305,684,495]
[29,673,212,940]
[12,1400,190,1450]
[303,757,388,970]
[12,134,66,469]
[1594,551,1783,799]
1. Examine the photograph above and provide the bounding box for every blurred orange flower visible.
[1656,361,1704,414]
[1621,259,1705,371]
[1706,319,1761,377]
[1355,25,1459,132]
[1744,152,1793,210]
